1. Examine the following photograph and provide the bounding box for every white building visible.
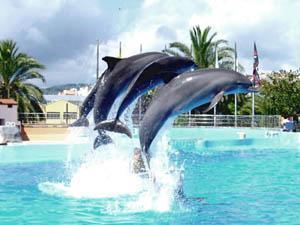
[0,99,18,126]
[58,86,92,97]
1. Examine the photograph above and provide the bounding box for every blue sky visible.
[0,0,299,86]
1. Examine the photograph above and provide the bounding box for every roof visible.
[0,99,18,105]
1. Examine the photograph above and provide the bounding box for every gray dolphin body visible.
[94,56,197,137]
[93,52,169,148]
[139,69,256,156]
[72,52,164,129]
[71,69,109,127]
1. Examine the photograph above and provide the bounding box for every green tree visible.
[256,70,300,117]
[0,40,46,113]
[163,26,243,71]
[163,25,246,115]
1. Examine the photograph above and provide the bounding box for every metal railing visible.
[19,112,78,125]
[172,114,281,128]
[19,112,281,128]
[19,113,46,124]
[132,113,281,128]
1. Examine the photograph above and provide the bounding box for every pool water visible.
[0,128,300,224]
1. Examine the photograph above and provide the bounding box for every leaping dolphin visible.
[139,69,257,157]
[93,52,169,148]
[72,52,166,129]
[94,56,197,137]
[71,69,109,127]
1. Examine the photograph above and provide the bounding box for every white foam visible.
[39,102,182,213]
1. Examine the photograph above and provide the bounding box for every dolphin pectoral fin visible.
[94,119,132,138]
[161,72,179,84]
[203,91,224,113]
[102,56,122,70]
[93,133,113,149]
[70,117,89,127]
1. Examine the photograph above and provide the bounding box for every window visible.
[47,112,60,119]
[8,105,12,108]
[63,112,77,120]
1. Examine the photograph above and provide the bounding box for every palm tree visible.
[163,26,245,114]
[163,25,243,71]
[0,40,46,113]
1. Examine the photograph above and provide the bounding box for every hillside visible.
[42,83,89,95]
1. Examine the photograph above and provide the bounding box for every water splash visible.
[39,102,183,213]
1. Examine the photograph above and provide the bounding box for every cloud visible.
[111,0,300,74]
[0,0,142,86]
[156,26,177,41]
[1,0,299,86]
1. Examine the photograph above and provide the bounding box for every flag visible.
[252,42,260,86]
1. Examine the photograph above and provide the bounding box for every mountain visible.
[42,83,90,95]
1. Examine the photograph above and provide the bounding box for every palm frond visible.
[162,49,180,57]
[169,42,192,58]
[0,39,45,112]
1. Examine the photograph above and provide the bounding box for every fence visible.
[19,112,78,125]
[172,114,281,128]
[132,113,281,128]
[19,112,281,128]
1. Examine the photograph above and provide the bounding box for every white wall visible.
[0,105,18,124]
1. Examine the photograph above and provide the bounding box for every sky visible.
[0,0,299,87]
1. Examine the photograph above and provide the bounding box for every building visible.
[44,94,85,106]
[58,86,92,97]
[0,99,18,126]
[43,99,80,125]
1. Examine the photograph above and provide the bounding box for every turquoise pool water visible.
[0,128,299,224]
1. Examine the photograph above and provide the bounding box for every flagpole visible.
[138,43,143,124]
[251,42,258,128]
[119,41,122,58]
[214,44,219,127]
[252,91,255,127]
[234,42,237,128]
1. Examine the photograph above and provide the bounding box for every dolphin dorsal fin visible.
[102,56,121,70]
[203,91,224,113]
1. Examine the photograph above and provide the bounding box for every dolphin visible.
[94,56,197,137]
[139,69,257,157]
[72,52,165,129]
[93,52,169,148]
[70,69,109,127]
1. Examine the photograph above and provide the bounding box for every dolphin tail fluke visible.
[94,119,132,138]
[93,133,113,149]
[70,117,89,127]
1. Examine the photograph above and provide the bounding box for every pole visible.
[96,40,99,80]
[213,107,216,127]
[65,103,69,125]
[234,42,237,127]
[138,43,142,124]
[119,41,122,58]
[214,44,219,127]
[252,42,258,128]
[252,93,255,127]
